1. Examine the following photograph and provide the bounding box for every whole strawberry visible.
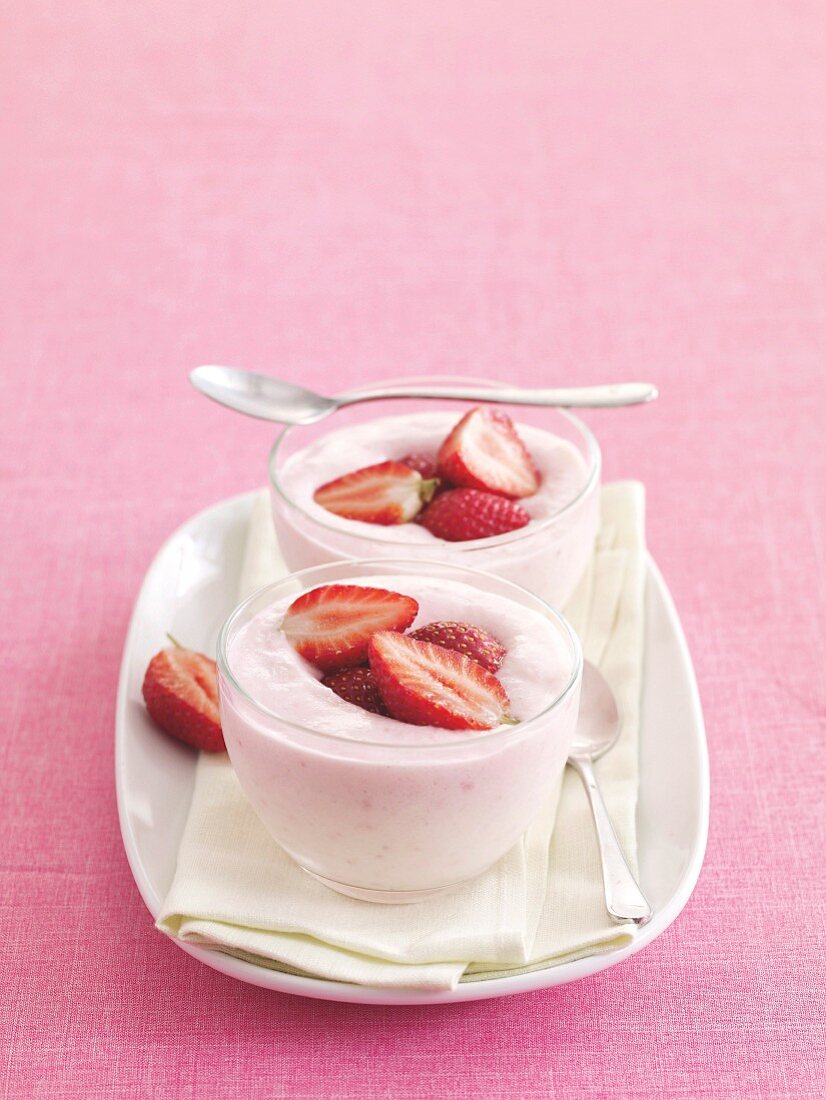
[409,621,506,673]
[142,645,225,752]
[420,488,530,542]
[321,666,390,716]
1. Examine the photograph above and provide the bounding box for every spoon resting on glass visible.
[571,661,652,926]
[189,366,658,426]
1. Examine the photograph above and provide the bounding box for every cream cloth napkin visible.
[157,482,645,990]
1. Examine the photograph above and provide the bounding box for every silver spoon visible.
[189,366,658,425]
[570,661,652,925]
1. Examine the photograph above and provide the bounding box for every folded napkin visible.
[157,482,645,990]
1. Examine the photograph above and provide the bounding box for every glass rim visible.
[266,378,602,551]
[217,557,583,751]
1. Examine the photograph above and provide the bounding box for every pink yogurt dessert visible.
[218,560,582,903]
[269,408,600,608]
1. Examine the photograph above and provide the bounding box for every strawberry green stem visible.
[166,632,185,649]
[419,477,440,504]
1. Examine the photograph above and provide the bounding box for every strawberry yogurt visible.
[218,561,582,901]
[269,410,600,608]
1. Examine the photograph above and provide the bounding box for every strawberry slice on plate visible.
[142,645,225,752]
[409,621,506,673]
[437,407,540,498]
[419,488,530,542]
[321,666,390,716]
[282,583,419,672]
[314,461,438,525]
[368,631,514,731]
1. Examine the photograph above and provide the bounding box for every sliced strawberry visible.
[282,584,419,672]
[419,488,530,542]
[321,666,390,716]
[397,452,438,479]
[142,646,224,752]
[313,461,438,525]
[368,632,513,731]
[409,621,506,672]
[437,407,540,498]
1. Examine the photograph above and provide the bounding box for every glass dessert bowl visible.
[268,378,601,609]
[217,558,583,902]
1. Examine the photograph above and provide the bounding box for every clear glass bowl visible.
[217,558,583,903]
[268,377,601,608]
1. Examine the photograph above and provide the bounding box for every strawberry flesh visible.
[314,461,437,525]
[368,631,513,731]
[409,621,506,672]
[142,647,225,752]
[321,666,390,716]
[437,407,540,498]
[282,583,419,672]
[419,488,530,542]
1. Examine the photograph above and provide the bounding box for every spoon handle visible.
[569,755,652,925]
[336,381,657,410]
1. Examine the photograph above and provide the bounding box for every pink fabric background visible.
[2,2,824,1096]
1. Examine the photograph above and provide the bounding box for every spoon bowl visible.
[192,366,338,424]
[571,660,622,760]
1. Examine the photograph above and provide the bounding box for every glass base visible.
[303,867,471,905]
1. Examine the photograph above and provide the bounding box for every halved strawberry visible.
[321,666,390,716]
[142,646,224,752]
[419,488,530,542]
[397,452,438,479]
[409,621,506,672]
[314,461,438,525]
[282,584,419,672]
[368,632,514,731]
[437,407,540,498]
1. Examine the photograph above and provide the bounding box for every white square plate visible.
[116,491,708,1004]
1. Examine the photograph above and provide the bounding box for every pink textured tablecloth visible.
[2,2,824,1097]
